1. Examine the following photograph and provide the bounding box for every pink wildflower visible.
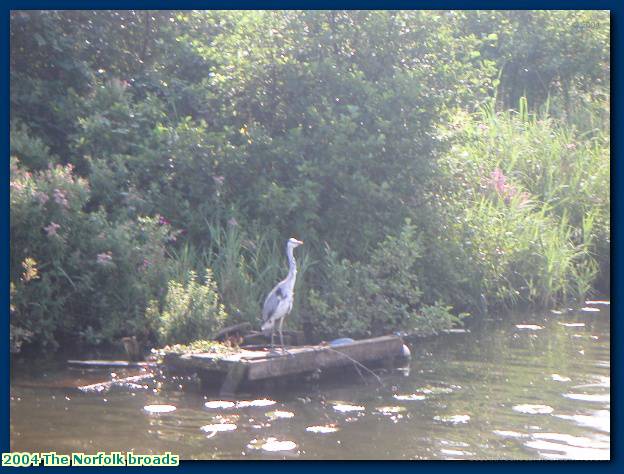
[10,181,24,192]
[34,191,49,205]
[44,222,60,237]
[212,175,225,186]
[53,188,68,208]
[227,217,238,227]
[158,215,170,226]
[490,168,507,194]
[96,251,113,265]
[109,78,129,91]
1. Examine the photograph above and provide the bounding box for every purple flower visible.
[44,222,60,237]
[34,191,49,205]
[227,217,239,227]
[490,168,506,194]
[487,167,533,206]
[158,215,170,226]
[53,188,68,208]
[212,175,225,187]
[10,181,25,191]
[96,251,113,265]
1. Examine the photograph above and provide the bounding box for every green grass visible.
[430,99,608,311]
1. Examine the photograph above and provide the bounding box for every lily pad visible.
[200,423,237,433]
[515,324,544,330]
[306,425,339,434]
[555,410,610,433]
[332,403,365,413]
[512,404,554,414]
[394,394,426,401]
[261,438,297,452]
[376,406,407,415]
[237,399,276,408]
[204,400,235,409]
[563,393,610,403]
[434,414,470,424]
[266,410,294,420]
[551,374,571,382]
[143,404,176,414]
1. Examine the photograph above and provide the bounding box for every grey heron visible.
[261,237,303,351]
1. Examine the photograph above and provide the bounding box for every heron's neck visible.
[286,245,297,285]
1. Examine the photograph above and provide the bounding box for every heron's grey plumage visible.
[261,238,303,349]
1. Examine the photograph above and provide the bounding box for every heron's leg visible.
[268,328,280,355]
[278,317,286,352]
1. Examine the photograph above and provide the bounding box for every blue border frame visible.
[1,2,619,471]
[0,1,618,9]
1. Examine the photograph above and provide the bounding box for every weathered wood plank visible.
[220,363,249,397]
[161,335,405,390]
[162,353,237,373]
[246,335,403,381]
[67,360,157,369]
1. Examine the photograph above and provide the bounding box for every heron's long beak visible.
[295,239,304,245]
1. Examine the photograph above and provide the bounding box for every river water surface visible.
[11,302,610,460]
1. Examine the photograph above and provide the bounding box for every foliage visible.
[9,11,610,352]
[10,155,174,350]
[146,269,228,345]
[425,101,607,311]
[308,222,464,339]
[152,339,235,357]
[455,11,610,110]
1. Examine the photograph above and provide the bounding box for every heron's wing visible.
[262,284,287,323]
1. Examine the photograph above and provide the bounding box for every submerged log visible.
[77,373,153,392]
[213,322,252,342]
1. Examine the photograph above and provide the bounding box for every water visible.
[10,303,610,460]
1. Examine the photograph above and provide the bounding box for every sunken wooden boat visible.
[162,334,407,395]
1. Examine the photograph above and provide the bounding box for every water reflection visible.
[10,303,610,460]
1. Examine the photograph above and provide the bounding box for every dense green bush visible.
[10,154,174,350]
[308,222,464,339]
[146,269,227,345]
[455,11,610,111]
